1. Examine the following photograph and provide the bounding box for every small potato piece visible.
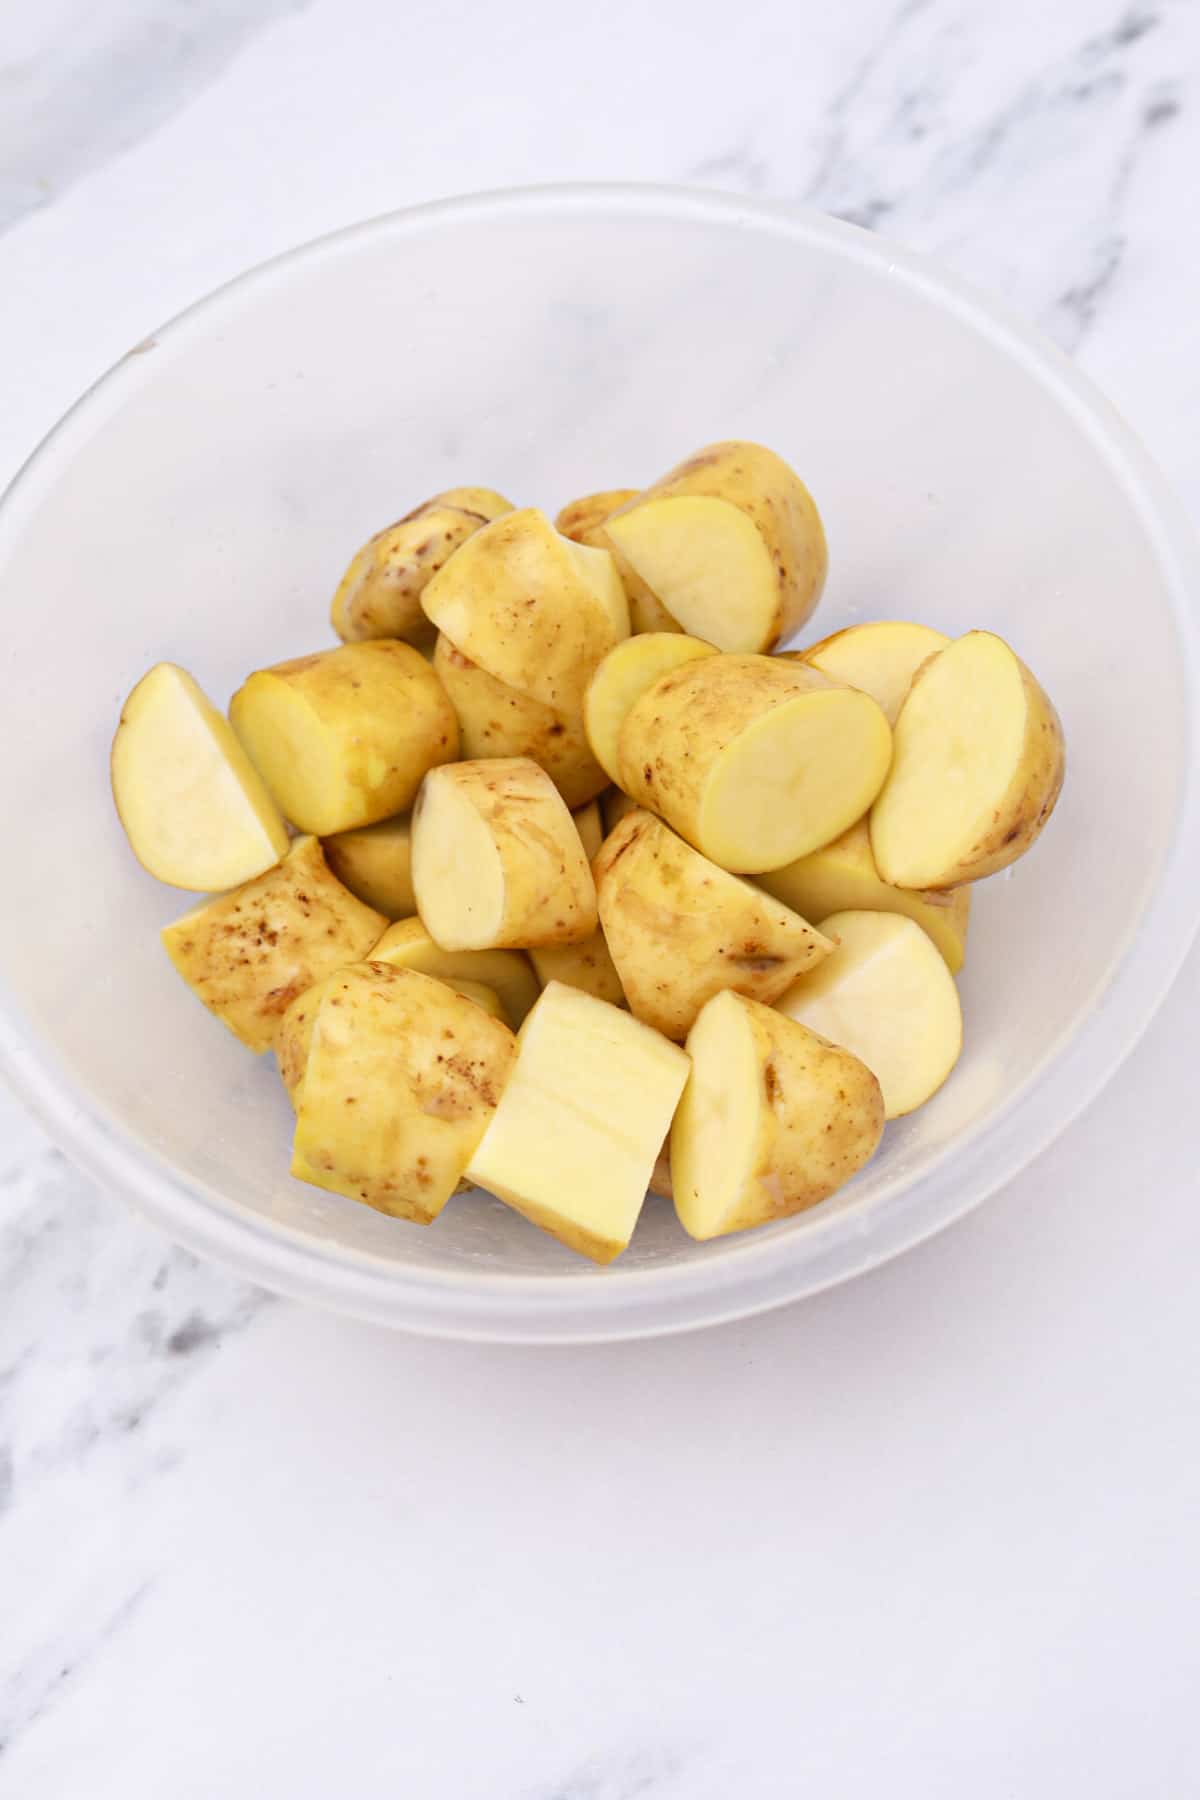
[756,818,970,974]
[794,620,950,724]
[161,835,386,1051]
[554,489,638,543]
[466,982,690,1263]
[594,811,831,1039]
[776,911,962,1119]
[321,815,414,918]
[601,787,640,835]
[111,662,289,890]
[619,654,892,872]
[433,636,607,807]
[368,917,539,1027]
[529,931,625,1007]
[555,489,680,634]
[412,758,597,952]
[648,1139,673,1200]
[584,633,718,785]
[672,992,884,1241]
[331,488,513,645]
[292,964,516,1223]
[602,442,827,653]
[230,640,459,836]
[572,800,605,862]
[422,508,629,713]
[871,630,1065,888]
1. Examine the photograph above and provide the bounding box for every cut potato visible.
[368,916,539,1027]
[111,662,290,890]
[555,489,681,633]
[321,815,414,919]
[412,758,597,952]
[584,632,718,786]
[230,640,459,836]
[756,817,970,974]
[594,810,832,1039]
[672,992,884,1240]
[161,835,386,1051]
[572,800,605,863]
[292,964,516,1222]
[871,630,1065,887]
[776,911,962,1118]
[794,620,950,724]
[432,635,608,808]
[602,442,827,652]
[554,489,639,544]
[331,487,513,645]
[529,932,625,1007]
[648,1139,673,1201]
[421,507,629,713]
[619,653,892,872]
[466,981,689,1263]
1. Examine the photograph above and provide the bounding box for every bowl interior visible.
[0,188,1195,1333]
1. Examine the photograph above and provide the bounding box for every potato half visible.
[793,620,950,724]
[584,632,718,786]
[601,441,827,653]
[368,916,538,1027]
[321,815,414,919]
[870,630,1065,888]
[230,640,459,836]
[111,662,289,890]
[618,654,892,872]
[671,992,884,1241]
[411,758,597,952]
[466,981,690,1263]
[161,835,386,1052]
[331,487,513,645]
[776,911,963,1118]
[594,810,832,1039]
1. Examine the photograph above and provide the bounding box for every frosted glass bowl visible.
[1,185,1197,1342]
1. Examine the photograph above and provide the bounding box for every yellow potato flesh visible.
[584,632,718,786]
[571,800,605,863]
[230,640,458,836]
[291,964,515,1222]
[466,982,689,1263]
[797,620,950,724]
[555,490,681,634]
[776,911,962,1118]
[111,662,289,890]
[321,815,414,918]
[870,630,1065,888]
[605,496,779,653]
[367,917,539,1027]
[755,818,970,974]
[330,487,513,646]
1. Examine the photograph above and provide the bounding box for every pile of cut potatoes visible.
[111,441,1065,1264]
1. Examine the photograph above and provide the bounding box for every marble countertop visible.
[2,2,1199,1793]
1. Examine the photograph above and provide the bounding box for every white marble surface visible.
[2,1,1199,1792]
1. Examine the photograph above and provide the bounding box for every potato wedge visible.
[321,815,414,919]
[111,662,290,890]
[368,917,539,1027]
[230,640,459,836]
[584,632,718,786]
[756,818,970,974]
[421,507,629,713]
[432,636,607,808]
[671,992,884,1240]
[602,442,827,653]
[619,654,892,872]
[594,810,832,1039]
[871,630,1065,887]
[331,488,513,645]
[529,932,625,1007]
[572,800,605,863]
[291,964,516,1222]
[793,620,950,724]
[555,489,681,634]
[776,911,962,1118]
[161,835,386,1051]
[466,981,689,1263]
[412,758,597,952]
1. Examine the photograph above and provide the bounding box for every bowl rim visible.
[2,180,1198,1343]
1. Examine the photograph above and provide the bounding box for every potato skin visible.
[321,816,415,919]
[554,490,638,544]
[331,488,512,644]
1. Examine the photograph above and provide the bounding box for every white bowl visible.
[1,185,1197,1341]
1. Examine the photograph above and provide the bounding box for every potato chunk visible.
[331,487,513,645]
[161,835,386,1051]
[291,964,516,1222]
[321,815,414,918]
[111,662,289,890]
[671,992,884,1240]
[554,489,638,544]
[368,917,539,1027]
[594,811,831,1039]
[230,640,458,836]
[870,630,1065,887]
[619,654,892,873]
[466,982,690,1263]
[584,632,718,785]
[794,620,950,724]
[776,911,962,1118]
[412,758,597,952]
[555,488,680,633]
